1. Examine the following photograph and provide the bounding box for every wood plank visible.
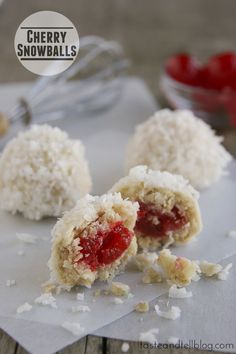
[16,343,29,354]
[0,329,17,354]
[85,335,103,354]
[107,338,149,354]
[56,335,87,354]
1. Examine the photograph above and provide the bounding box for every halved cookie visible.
[48,193,138,289]
[110,165,202,250]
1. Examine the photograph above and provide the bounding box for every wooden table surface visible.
[0,1,235,353]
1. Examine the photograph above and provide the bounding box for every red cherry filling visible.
[135,202,187,239]
[75,221,133,271]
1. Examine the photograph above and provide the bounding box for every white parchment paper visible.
[0,78,235,354]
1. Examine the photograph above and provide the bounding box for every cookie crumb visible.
[110,282,130,297]
[142,266,162,284]
[135,301,149,313]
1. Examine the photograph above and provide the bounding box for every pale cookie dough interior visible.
[49,193,138,289]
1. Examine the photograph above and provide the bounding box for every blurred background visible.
[0,0,236,152]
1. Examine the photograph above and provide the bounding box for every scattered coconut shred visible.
[6,279,16,287]
[139,328,159,345]
[76,292,85,301]
[71,305,90,313]
[34,293,57,308]
[217,263,232,280]
[16,302,32,314]
[155,304,181,320]
[121,342,130,352]
[168,285,192,299]
[62,321,84,336]
[126,109,232,189]
[112,297,124,305]
[198,260,222,277]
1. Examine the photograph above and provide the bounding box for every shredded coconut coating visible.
[111,165,202,249]
[0,125,92,220]
[49,193,138,289]
[157,249,200,286]
[126,109,232,189]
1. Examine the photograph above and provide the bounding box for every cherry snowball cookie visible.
[48,193,138,289]
[0,125,92,220]
[126,109,232,189]
[110,166,202,250]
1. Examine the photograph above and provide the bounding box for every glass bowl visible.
[160,73,236,128]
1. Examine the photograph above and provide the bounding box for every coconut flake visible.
[6,279,16,287]
[112,297,124,305]
[139,328,159,345]
[16,233,38,244]
[76,292,85,301]
[34,293,57,308]
[217,263,232,280]
[199,260,222,277]
[155,304,181,320]
[121,342,130,352]
[168,285,192,299]
[16,302,32,314]
[62,321,84,336]
[71,305,90,313]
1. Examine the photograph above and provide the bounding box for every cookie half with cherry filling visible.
[110,165,202,250]
[48,193,138,289]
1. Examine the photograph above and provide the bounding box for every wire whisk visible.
[0,36,129,145]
